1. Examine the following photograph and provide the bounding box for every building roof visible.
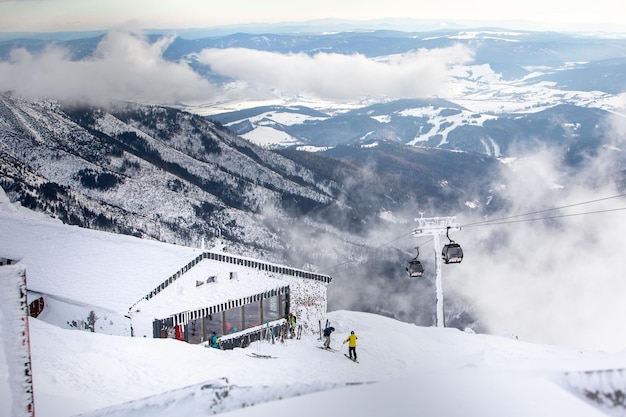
[0,202,330,316]
[0,213,200,313]
[133,259,290,320]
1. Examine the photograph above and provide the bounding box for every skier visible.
[343,331,358,361]
[323,326,335,349]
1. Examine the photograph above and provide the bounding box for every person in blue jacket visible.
[210,331,219,348]
[323,326,335,349]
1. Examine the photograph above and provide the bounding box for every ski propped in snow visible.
[247,352,277,359]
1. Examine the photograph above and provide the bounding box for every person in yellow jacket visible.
[343,331,358,361]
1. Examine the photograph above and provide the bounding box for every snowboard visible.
[344,353,359,363]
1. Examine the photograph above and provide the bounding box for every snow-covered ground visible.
[7,309,626,417]
[2,188,626,417]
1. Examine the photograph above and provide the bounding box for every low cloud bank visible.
[0,30,474,105]
[194,45,473,101]
[0,31,216,105]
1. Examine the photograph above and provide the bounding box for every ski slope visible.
[18,310,626,417]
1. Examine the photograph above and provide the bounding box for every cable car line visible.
[462,206,626,228]
[319,229,433,275]
[461,192,626,228]
[321,193,626,274]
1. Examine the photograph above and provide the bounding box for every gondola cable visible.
[462,206,626,228]
[461,193,626,228]
[321,193,626,274]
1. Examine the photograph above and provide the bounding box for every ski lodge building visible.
[128,251,333,348]
[0,212,332,349]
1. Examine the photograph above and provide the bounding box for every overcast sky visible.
[1,0,626,33]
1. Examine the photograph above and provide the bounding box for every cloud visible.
[0,30,216,105]
[0,32,473,105]
[444,120,626,352]
[194,45,473,101]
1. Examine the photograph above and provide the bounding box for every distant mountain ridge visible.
[2,28,623,157]
[211,100,609,159]
[0,91,498,251]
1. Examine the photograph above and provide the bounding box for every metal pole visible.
[412,216,459,329]
[433,232,444,328]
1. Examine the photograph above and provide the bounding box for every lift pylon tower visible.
[412,215,460,328]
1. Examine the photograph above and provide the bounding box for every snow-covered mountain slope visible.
[0,92,501,256]
[0,92,339,252]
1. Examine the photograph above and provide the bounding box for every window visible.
[262,295,281,322]
[187,318,203,344]
[204,313,223,338]
[224,307,243,334]
[244,300,261,329]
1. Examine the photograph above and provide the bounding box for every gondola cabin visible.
[442,242,463,264]
[407,259,424,277]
